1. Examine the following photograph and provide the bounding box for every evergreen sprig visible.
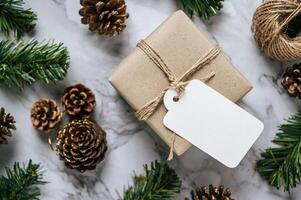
[121,161,181,200]
[0,160,46,200]
[256,111,301,191]
[0,40,70,89]
[180,0,224,20]
[0,0,37,38]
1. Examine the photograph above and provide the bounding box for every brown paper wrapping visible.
[109,10,252,156]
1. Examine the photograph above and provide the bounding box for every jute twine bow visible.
[252,0,301,61]
[136,40,221,160]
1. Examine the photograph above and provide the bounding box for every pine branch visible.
[0,0,37,38]
[121,160,181,200]
[179,0,224,20]
[256,111,301,191]
[0,160,46,200]
[0,40,70,89]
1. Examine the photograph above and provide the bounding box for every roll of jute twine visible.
[252,0,301,61]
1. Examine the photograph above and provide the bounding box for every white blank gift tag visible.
[163,80,264,168]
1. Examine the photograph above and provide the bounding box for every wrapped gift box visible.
[109,10,252,156]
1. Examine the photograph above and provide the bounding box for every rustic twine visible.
[136,40,220,160]
[252,0,301,61]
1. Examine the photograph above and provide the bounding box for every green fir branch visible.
[121,161,181,200]
[179,0,224,20]
[256,111,301,191]
[0,160,46,200]
[0,0,37,38]
[0,40,70,89]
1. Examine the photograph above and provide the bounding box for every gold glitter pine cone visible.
[281,63,301,98]
[56,119,107,172]
[79,0,129,37]
[0,107,16,144]
[62,84,96,117]
[186,185,234,200]
[31,99,63,132]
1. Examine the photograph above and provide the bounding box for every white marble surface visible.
[0,0,300,199]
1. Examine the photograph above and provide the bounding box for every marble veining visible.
[0,0,300,199]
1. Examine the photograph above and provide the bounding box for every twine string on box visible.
[252,0,301,61]
[136,40,221,160]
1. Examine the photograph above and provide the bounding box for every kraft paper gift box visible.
[109,10,252,156]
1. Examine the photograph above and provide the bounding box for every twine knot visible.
[170,81,189,101]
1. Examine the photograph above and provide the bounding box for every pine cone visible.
[186,185,234,200]
[56,119,107,172]
[0,108,16,144]
[79,0,129,37]
[30,99,62,132]
[281,63,301,98]
[62,84,96,117]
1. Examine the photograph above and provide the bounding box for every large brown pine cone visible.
[185,185,234,200]
[0,108,16,144]
[62,84,96,117]
[30,99,62,132]
[281,63,301,98]
[79,0,129,37]
[56,119,107,172]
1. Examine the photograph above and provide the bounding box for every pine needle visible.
[0,160,46,200]
[179,0,224,20]
[0,40,70,89]
[0,0,37,38]
[256,111,301,191]
[121,161,181,200]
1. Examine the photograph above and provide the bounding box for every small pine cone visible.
[188,185,234,200]
[56,119,107,172]
[281,63,301,98]
[62,84,96,117]
[30,99,62,132]
[0,108,16,144]
[79,0,129,37]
